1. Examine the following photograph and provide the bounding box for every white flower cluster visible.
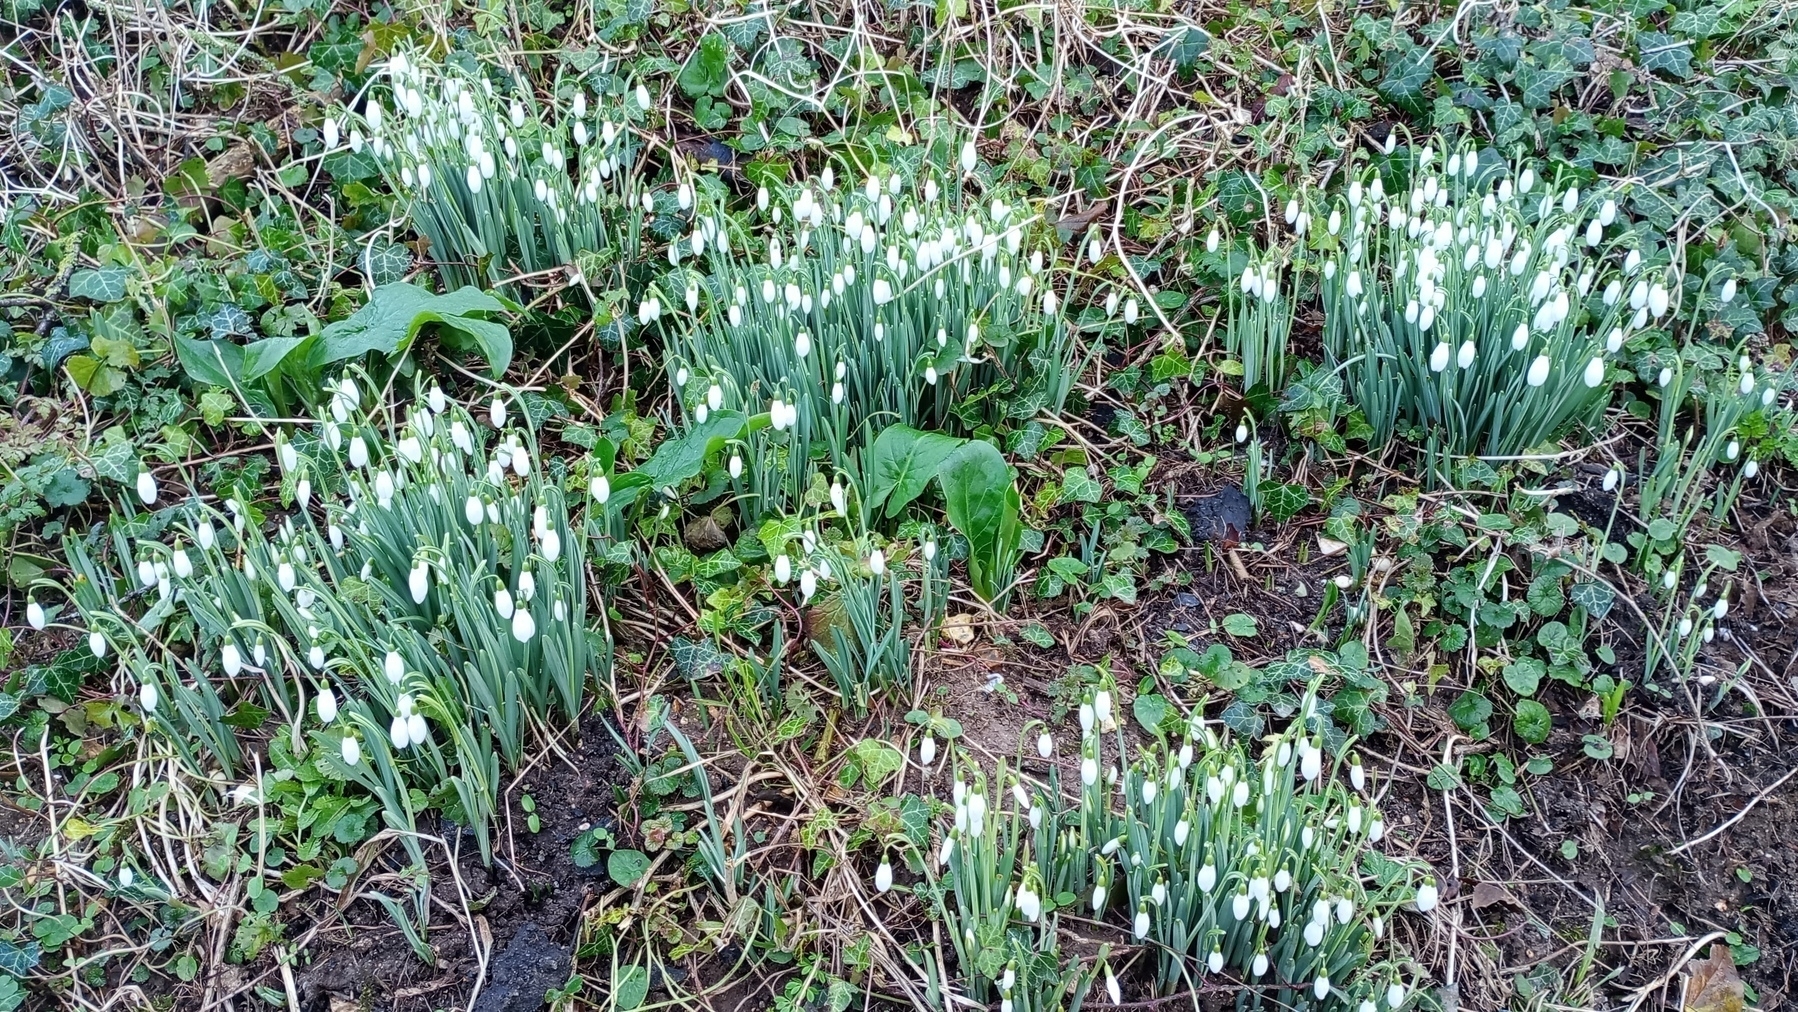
[657,154,1075,519]
[330,50,647,289]
[1317,140,1643,460]
[926,682,1431,1009]
[87,378,597,804]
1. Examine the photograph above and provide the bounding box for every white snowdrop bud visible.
[1604,467,1621,492]
[1429,342,1451,373]
[136,469,159,505]
[959,139,977,174]
[1038,732,1054,758]
[1720,278,1737,303]
[1583,357,1606,388]
[317,686,338,724]
[1123,298,1139,325]
[1527,355,1551,387]
[1415,878,1440,913]
[26,599,46,630]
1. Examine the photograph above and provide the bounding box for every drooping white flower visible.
[139,679,157,712]
[1415,878,1440,913]
[409,562,429,604]
[512,607,536,642]
[136,469,158,505]
[317,686,338,724]
[959,139,977,174]
[1527,355,1552,387]
[1037,733,1054,758]
[90,631,108,658]
[1720,278,1737,303]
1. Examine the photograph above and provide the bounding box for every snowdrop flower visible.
[1429,342,1451,372]
[959,139,977,174]
[1648,283,1669,318]
[26,599,46,630]
[1037,732,1054,758]
[340,734,361,766]
[1526,354,1552,387]
[308,645,325,669]
[494,587,514,619]
[874,859,893,893]
[489,396,508,428]
[90,631,108,658]
[920,735,937,767]
[1123,297,1139,325]
[1235,421,1249,443]
[348,436,369,469]
[1251,952,1269,977]
[1315,976,1331,1000]
[136,469,158,505]
[1745,460,1759,479]
[1081,757,1099,786]
[1456,341,1477,369]
[317,686,338,724]
[1583,357,1606,388]
[1415,878,1440,913]
[636,83,651,109]
[589,475,611,504]
[512,607,536,642]
[800,569,817,603]
[384,650,404,683]
[408,562,429,603]
[1720,278,1737,303]
[1388,982,1406,1008]
[1625,249,1642,274]
[138,679,158,712]
[1134,907,1150,938]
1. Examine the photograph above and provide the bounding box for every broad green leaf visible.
[1502,658,1546,697]
[175,335,247,389]
[1221,613,1258,638]
[614,965,651,1010]
[939,441,1020,604]
[678,33,732,98]
[1513,700,1552,744]
[67,268,130,302]
[608,848,651,887]
[312,282,518,377]
[1132,693,1171,733]
[242,335,312,381]
[1447,690,1493,732]
[638,411,749,488]
[866,425,965,517]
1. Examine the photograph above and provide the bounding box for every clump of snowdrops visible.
[767,509,948,712]
[1622,346,1785,566]
[915,680,1434,1010]
[57,377,601,875]
[653,141,1075,521]
[332,49,649,292]
[1315,136,1646,478]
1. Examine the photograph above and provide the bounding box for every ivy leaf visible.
[206,304,254,339]
[1057,467,1102,505]
[1260,483,1310,522]
[1569,581,1615,620]
[1636,31,1694,78]
[669,637,726,680]
[360,243,413,286]
[1379,47,1434,115]
[0,938,42,976]
[1162,26,1209,69]
[67,268,130,302]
